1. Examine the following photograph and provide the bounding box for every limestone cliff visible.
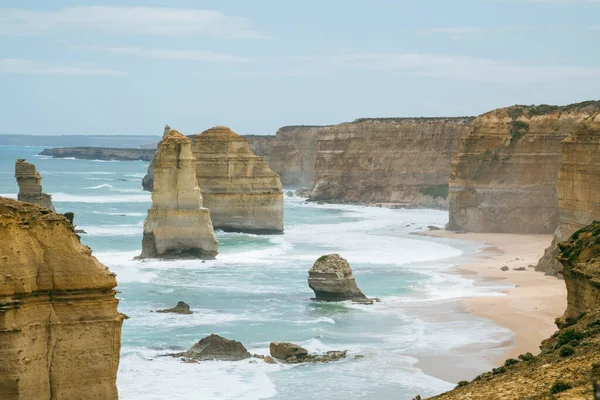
[14,159,55,212]
[140,129,219,259]
[448,101,600,233]
[0,197,124,399]
[427,221,600,400]
[536,111,600,275]
[309,118,473,207]
[191,126,284,234]
[269,126,327,187]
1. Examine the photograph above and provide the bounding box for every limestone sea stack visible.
[15,159,55,211]
[0,197,124,399]
[140,129,219,259]
[191,126,284,234]
[308,254,371,303]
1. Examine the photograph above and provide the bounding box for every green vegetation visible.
[509,121,529,146]
[557,329,585,346]
[316,255,329,263]
[550,381,572,394]
[491,366,506,375]
[504,358,519,367]
[559,345,574,357]
[518,352,534,361]
[456,381,469,387]
[420,184,449,199]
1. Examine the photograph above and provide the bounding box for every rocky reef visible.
[156,301,193,315]
[39,147,155,161]
[309,117,473,207]
[269,125,327,187]
[308,254,372,303]
[269,342,347,364]
[14,159,55,211]
[0,197,124,399]
[191,126,284,234]
[426,221,600,400]
[448,101,600,233]
[536,111,600,275]
[176,334,251,362]
[140,129,219,259]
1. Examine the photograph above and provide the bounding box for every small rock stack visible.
[308,254,372,303]
[15,159,55,211]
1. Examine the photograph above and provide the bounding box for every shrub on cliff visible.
[518,352,534,361]
[559,345,574,357]
[550,381,572,394]
[504,358,519,367]
[557,329,585,346]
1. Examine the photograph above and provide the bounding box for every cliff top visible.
[277,125,332,131]
[486,100,600,120]
[351,116,475,124]
[558,221,600,288]
[195,126,246,142]
[162,129,190,144]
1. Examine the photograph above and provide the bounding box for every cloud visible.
[295,53,600,83]
[0,58,125,76]
[0,6,265,39]
[422,26,536,35]
[76,46,250,63]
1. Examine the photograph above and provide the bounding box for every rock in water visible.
[0,197,124,399]
[270,342,309,361]
[14,159,55,211]
[184,334,251,361]
[191,126,284,234]
[308,254,371,303]
[140,129,219,259]
[156,301,193,314]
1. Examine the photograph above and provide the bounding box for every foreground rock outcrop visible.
[0,197,124,399]
[308,254,372,303]
[448,101,600,233]
[426,221,600,400]
[156,301,193,315]
[536,111,600,275]
[39,147,155,161]
[269,342,347,364]
[178,334,251,362]
[309,117,473,206]
[269,126,327,187]
[140,129,219,259]
[192,126,284,234]
[15,159,55,211]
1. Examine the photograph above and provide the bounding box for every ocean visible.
[0,145,515,400]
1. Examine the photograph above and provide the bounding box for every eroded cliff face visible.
[192,126,284,234]
[0,197,124,399]
[427,221,600,400]
[140,130,219,259]
[536,111,600,275]
[309,118,473,206]
[270,126,326,187]
[448,101,600,234]
[14,159,55,212]
[244,135,275,164]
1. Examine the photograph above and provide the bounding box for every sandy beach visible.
[424,231,567,365]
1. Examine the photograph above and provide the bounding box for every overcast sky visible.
[1,0,599,136]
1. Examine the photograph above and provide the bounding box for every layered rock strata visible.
[140,129,219,259]
[426,221,600,400]
[191,126,284,234]
[536,111,600,275]
[0,197,124,399]
[14,159,55,211]
[448,101,600,233]
[309,117,473,206]
[269,126,327,187]
[308,254,371,303]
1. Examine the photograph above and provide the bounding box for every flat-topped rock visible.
[308,254,371,303]
[15,159,55,211]
[140,128,219,259]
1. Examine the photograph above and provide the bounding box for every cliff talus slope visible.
[309,118,473,207]
[0,197,124,399]
[448,101,600,233]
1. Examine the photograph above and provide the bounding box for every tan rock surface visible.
[244,135,276,164]
[309,117,473,206]
[308,254,370,303]
[14,159,55,211]
[191,126,284,234]
[140,129,219,259]
[448,101,600,233]
[536,111,600,275]
[0,196,124,399]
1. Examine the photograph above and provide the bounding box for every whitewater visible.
[0,145,514,399]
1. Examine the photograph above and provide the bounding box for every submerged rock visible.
[269,342,346,364]
[139,129,219,259]
[15,159,55,211]
[295,187,312,198]
[156,301,193,315]
[308,254,372,303]
[180,334,251,362]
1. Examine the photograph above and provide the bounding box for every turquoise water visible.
[0,146,514,400]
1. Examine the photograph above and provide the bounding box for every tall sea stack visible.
[0,197,124,399]
[140,129,219,259]
[191,126,284,234]
[15,159,55,211]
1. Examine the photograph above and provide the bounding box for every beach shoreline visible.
[416,230,566,383]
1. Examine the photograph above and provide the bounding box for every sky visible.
[1,0,599,136]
